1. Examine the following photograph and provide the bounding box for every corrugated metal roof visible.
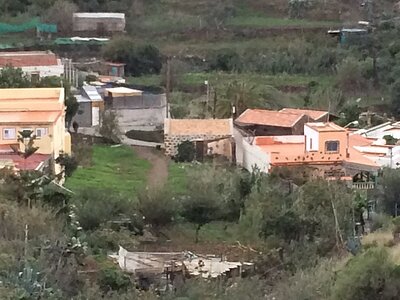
[82,85,102,101]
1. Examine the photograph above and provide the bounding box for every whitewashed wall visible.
[304,125,319,152]
[20,65,64,78]
[241,139,270,173]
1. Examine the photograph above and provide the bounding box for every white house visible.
[0,51,64,79]
[354,122,400,168]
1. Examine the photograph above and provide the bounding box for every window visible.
[3,128,16,140]
[30,72,40,83]
[325,140,339,153]
[35,128,48,139]
[309,138,313,149]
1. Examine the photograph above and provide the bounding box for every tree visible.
[99,111,121,144]
[241,176,299,242]
[65,94,79,131]
[294,180,354,252]
[137,187,178,231]
[103,38,162,77]
[332,247,400,300]
[377,168,400,215]
[216,81,259,118]
[15,130,39,160]
[0,66,30,88]
[181,194,221,243]
[44,0,78,34]
[391,79,400,116]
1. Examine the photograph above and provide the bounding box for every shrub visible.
[176,141,195,162]
[137,187,178,230]
[56,153,78,177]
[332,247,400,300]
[98,266,131,292]
[99,111,121,144]
[73,189,133,231]
[209,49,242,72]
[103,38,162,76]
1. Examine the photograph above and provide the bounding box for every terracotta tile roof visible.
[0,111,62,124]
[306,122,345,132]
[280,108,330,120]
[0,51,59,67]
[165,119,233,136]
[0,144,15,153]
[0,153,50,170]
[235,109,305,128]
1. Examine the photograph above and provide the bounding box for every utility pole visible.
[24,224,29,266]
[166,57,171,119]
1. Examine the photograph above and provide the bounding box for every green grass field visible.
[66,145,150,196]
[167,162,189,195]
[226,16,339,28]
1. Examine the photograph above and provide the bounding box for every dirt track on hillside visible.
[133,146,169,188]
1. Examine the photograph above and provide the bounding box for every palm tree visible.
[215,80,259,118]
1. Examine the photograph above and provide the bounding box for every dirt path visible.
[133,146,169,188]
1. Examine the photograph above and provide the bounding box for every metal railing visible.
[351,182,375,190]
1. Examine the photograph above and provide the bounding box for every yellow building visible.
[0,88,71,174]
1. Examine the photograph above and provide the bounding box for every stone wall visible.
[165,134,231,157]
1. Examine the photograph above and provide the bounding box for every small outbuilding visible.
[164,118,234,160]
[73,13,126,34]
[73,85,104,128]
[105,87,144,109]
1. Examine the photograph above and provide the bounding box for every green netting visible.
[0,18,57,34]
[37,23,57,33]
[0,18,40,33]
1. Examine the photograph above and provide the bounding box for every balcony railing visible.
[352,182,375,190]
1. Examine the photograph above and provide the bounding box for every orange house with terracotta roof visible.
[238,122,379,185]
[0,88,71,173]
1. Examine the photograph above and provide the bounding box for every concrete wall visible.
[241,138,270,173]
[73,17,125,32]
[305,125,319,152]
[207,138,232,158]
[108,94,166,110]
[73,102,92,128]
